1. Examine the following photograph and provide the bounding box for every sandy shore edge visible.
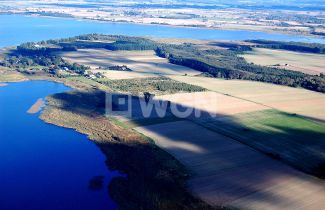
[27,98,46,114]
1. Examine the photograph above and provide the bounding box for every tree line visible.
[155,44,325,93]
[2,34,325,93]
[247,40,325,54]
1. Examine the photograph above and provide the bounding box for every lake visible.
[0,81,118,210]
[0,14,324,48]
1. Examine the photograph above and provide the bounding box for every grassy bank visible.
[0,68,27,82]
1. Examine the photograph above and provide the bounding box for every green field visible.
[197,110,325,178]
[241,48,325,75]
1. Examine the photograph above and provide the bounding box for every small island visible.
[27,98,46,114]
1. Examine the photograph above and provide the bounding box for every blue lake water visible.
[0,81,118,210]
[0,14,324,48]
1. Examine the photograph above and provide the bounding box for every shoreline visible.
[39,15,325,39]
[39,85,224,209]
[2,13,324,42]
[2,73,223,209]
[27,98,45,114]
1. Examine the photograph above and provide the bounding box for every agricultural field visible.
[61,45,325,209]
[135,120,325,209]
[109,90,268,128]
[241,48,325,75]
[61,49,201,79]
[127,73,325,208]
[91,70,155,80]
[110,75,325,179]
[169,75,325,122]
[155,91,269,117]
[197,109,325,177]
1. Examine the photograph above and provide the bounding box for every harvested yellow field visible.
[61,49,200,79]
[90,70,156,80]
[135,120,325,210]
[241,48,325,75]
[169,75,325,122]
[155,91,269,117]
[109,91,267,124]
